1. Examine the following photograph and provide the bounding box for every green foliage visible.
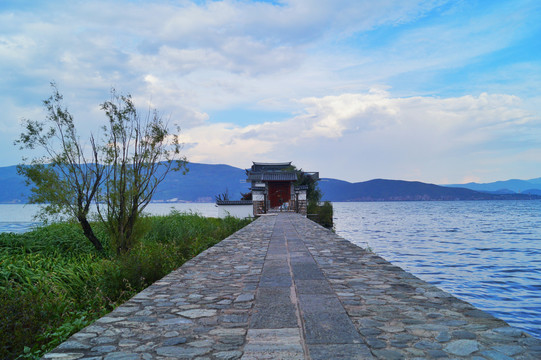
[307,201,334,229]
[285,164,322,206]
[98,91,187,254]
[0,213,251,360]
[15,84,187,255]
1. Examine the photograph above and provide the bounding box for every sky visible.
[1,0,540,184]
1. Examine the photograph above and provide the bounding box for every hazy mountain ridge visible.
[0,163,539,203]
[318,178,540,202]
[444,178,541,194]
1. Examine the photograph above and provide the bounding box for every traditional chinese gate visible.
[268,181,291,209]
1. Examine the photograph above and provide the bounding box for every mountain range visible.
[444,178,541,195]
[0,163,540,203]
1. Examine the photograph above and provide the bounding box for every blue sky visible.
[1,0,540,183]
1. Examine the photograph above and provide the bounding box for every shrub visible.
[0,212,252,359]
[307,201,334,229]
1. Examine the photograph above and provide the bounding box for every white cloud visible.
[1,0,540,183]
[181,91,541,183]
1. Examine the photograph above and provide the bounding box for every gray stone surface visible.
[43,213,541,359]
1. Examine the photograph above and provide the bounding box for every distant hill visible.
[0,165,30,204]
[0,163,250,203]
[0,163,539,203]
[319,178,540,202]
[444,178,541,194]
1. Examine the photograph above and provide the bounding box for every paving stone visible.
[162,337,187,345]
[213,350,243,360]
[308,344,373,359]
[451,330,476,339]
[57,341,91,350]
[43,214,541,360]
[435,331,451,342]
[295,279,334,294]
[365,337,387,349]
[492,326,525,337]
[372,349,405,360]
[157,317,193,325]
[250,302,297,329]
[91,345,117,353]
[234,293,254,302]
[426,349,449,358]
[291,263,326,280]
[298,293,345,313]
[91,337,115,345]
[492,344,523,356]
[444,339,479,356]
[103,352,140,360]
[480,349,515,360]
[43,354,85,360]
[155,346,211,358]
[178,309,217,319]
[302,310,362,344]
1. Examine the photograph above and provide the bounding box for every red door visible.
[268,182,291,208]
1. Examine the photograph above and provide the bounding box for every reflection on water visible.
[333,200,541,339]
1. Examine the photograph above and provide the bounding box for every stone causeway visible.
[44,213,541,359]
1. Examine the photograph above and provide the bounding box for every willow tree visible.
[98,91,187,254]
[15,84,187,254]
[15,84,106,252]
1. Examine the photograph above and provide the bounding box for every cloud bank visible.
[1,0,540,183]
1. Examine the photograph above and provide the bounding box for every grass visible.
[0,211,252,360]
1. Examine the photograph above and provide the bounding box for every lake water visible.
[333,201,541,339]
[0,203,219,233]
[1,201,540,338]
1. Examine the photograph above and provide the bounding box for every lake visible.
[0,203,219,233]
[1,200,540,338]
[333,200,541,339]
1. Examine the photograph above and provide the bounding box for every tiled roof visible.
[250,162,292,172]
[252,162,292,166]
[261,172,298,181]
[247,172,298,181]
[216,200,253,205]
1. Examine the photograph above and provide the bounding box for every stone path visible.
[44,213,541,360]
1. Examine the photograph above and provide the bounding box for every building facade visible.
[246,162,318,216]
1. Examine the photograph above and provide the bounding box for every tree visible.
[15,84,105,252]
[15,84,187,254]
[283,165,322,206]
[98,91,186,254]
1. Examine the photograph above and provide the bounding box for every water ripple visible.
[334,200,541,339]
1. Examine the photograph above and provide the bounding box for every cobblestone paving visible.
[44,214,541,360]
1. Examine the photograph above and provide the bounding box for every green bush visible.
[0,212,252,360]
[307,201,334,229]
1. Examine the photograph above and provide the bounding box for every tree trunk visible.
[78,216,104,253]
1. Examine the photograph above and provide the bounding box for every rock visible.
[444,340,479,356]
[156,346,211,358]
[372,349,404,360]
[178,309,217,318]
[436,331,451,342]
[103,352,140,360]
[480,350,514,360]
[414,340,442,350]
[492,327,524,337]
[162,337,187,346]
[57,341,91,350]
[235,293,254,302]
[43,354,85,360]
[451,330,476,339]
[214,350,243,360]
